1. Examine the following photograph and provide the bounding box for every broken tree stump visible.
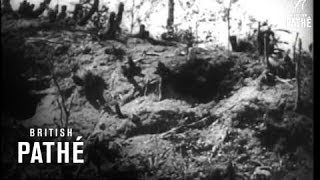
[167,0,174,29]
[167,0,174,28]
[257,22,262,55]
[229,35,238,52]
[137,24,150,39]
[115,2,124,32]
[131,24,176,46]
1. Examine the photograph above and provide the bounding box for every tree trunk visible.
[257,22,261,55]
[57,5,67,20]
[130,0,135,34]
[115,2,124,32]
[229,35,237,52]
[138,24,149,38]
[264,34,269,67]
[167,0,174,28]
[227,0,232,51]
[293,32,299,63]
[294,39,302,111]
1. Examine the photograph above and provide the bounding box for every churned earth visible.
[1,18,313,180]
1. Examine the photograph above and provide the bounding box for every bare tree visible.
[167,0,174,29]
[130,0,135,34]
[227,0,232,51]
[264,33,270,69]
[293,32,299,62]
[217,0,238,51]
[257,22,261,55]
[115,2,124,31]
[294,38,302,111]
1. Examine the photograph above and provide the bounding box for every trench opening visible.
[163,58,236,103]
[2,32,50,120]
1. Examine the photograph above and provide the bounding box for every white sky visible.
[9,0,313,50]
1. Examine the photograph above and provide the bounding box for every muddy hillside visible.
[1,1,313,179]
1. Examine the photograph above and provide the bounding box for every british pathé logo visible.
[286,0,312,28]
[294,0,307,10]
[18,128,84,164]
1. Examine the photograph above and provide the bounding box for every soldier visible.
[73,4,84,21]
[154,62,172,100]
[48,4,59,22]
[161,26,173,41]
[98,12,116,39]
[32,0,50,18]
[57,5,67,20]
[54,4,59,17]
[283,49,295,78]
[121,57,144,95]
[187,46,196,61]
[137,24,149,39]
[26,3,35,17]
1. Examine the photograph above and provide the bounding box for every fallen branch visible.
[26,37,66,44]
[275,76,293,87]
[161,116,215,138]
[144,51,161,56]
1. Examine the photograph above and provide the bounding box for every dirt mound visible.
[1,20,313,180]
